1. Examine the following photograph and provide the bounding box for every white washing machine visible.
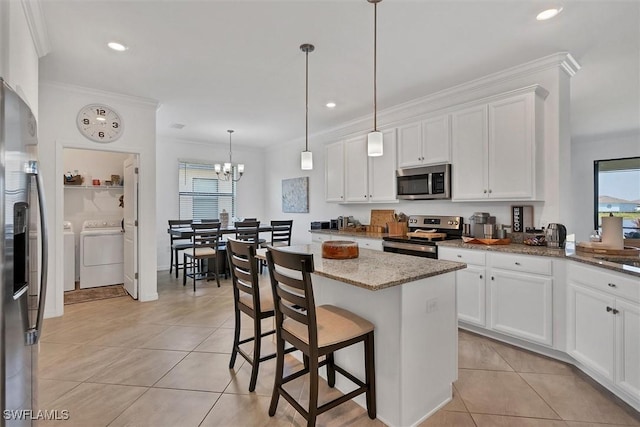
[80,219,124,289]
[63,221,75,291]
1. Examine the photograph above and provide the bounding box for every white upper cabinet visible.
[451,86,548,201]
[397,114,450,168]
[327,129,397,204]
[368,129,397,202]
[325,140,345,202]
[344,135,369,202]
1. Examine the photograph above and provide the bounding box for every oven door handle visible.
[382,240,437,254]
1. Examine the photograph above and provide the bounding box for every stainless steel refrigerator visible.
[0,79,48,426]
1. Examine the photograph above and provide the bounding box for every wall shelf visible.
[64,185,123,190]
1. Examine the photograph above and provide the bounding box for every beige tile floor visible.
[38,272,640,427]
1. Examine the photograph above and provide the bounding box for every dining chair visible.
[168,219,193,278]
[268,220,293,247]
[226,239,296,392]
[183,222,221,291]
[265,247,376,426]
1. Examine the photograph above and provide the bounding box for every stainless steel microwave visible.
[396,164,451,200]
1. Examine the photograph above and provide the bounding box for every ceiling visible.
[39,0,639,149]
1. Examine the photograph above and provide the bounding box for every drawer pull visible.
[515,262,521,266]
[457,255,462,258]
[608,283,616,288]
[606,306,613,312]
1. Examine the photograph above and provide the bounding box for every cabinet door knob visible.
[369,195,372,198]
[479,274,483,279]
[606,306,613,312]
[515,262,521,266]
[488,189,492,194]
[483,189,487,194]
[491,276,495,281]
[613,308,619,315]
[608,283,616,288]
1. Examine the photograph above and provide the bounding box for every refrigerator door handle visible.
[25,160,48,346]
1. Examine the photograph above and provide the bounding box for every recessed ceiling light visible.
[107,42,128,52]
[536,7,563,21]
[326,102,336,108]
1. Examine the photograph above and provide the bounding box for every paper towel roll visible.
[601,216,624,249]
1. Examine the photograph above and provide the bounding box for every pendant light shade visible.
[300,43,315,170]
[367,0,383,157]
[301,150,313,170]
[367,131,383,156]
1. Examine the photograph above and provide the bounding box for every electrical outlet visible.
[426,298,438,313]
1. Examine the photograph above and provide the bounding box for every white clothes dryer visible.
[63,221,75,291]
[80,219,124,289]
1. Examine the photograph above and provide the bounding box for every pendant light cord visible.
[228,130,233,165]
[305,48,309,152]
[373,0,378,131]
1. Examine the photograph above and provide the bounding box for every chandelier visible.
[215,129,244,182]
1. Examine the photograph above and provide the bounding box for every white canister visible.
[601,215,624,249]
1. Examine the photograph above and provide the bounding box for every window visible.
[594,156,640,238]
[178,161,236,220]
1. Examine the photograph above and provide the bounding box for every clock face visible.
[76,104,123,143]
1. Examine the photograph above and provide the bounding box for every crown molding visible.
[42,81,159,108]
[21,0,50,58]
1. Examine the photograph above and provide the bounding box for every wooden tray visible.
[462,236,511,245]
[576,242,640,257]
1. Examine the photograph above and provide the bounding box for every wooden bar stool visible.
[265,247,376,426]
[226,239,295,392]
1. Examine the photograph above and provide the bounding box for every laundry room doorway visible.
[62,147,140,303]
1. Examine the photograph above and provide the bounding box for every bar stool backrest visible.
[227,238,261,312]
[266,248,318,350]
[191,222,221,250]
[235,220,260,244]
[270,220,293,246]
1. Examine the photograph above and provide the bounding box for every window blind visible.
[178,161,236,220]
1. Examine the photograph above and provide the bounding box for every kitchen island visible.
[257,244,467,427]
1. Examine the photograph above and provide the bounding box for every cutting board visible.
[407,231,447,241]
[370,209,396,228]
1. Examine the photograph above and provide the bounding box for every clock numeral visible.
[112,122,119,129]
[83,118,90,125]
[98,131,105,138]
[96,109,106,116]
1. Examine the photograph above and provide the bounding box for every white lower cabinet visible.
[310,233,332,244]
[490,268,553,346]
[309,233,383,251]
[438,247,486,327]
[456,265,486,326]
[567,263,640,400]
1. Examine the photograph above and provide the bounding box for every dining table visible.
[167,224,273,239]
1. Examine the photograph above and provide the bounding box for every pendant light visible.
[367,0,383,157]
[214,130,244,182]
[300,43,315,170]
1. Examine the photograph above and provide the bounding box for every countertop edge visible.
[436,240,640,278]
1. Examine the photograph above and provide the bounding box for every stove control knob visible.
[448,220,453,225]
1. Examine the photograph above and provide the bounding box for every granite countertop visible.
[437,240,640,278]
[309,229,390,239]
[257,244,466,291]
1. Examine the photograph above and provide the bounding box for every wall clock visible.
[76,104,123,143]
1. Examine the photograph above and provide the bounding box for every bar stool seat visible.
[283,305,373,348]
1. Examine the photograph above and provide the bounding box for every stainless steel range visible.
[382,215,463,259]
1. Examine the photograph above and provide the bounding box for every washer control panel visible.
[82,219,122,230]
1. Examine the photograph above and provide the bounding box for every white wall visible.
[263,54,574,240]
[39,82,158,317]
[156,137,266,270]
[571,130,640,242]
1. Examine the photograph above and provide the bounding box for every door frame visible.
[52,139,141,317]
